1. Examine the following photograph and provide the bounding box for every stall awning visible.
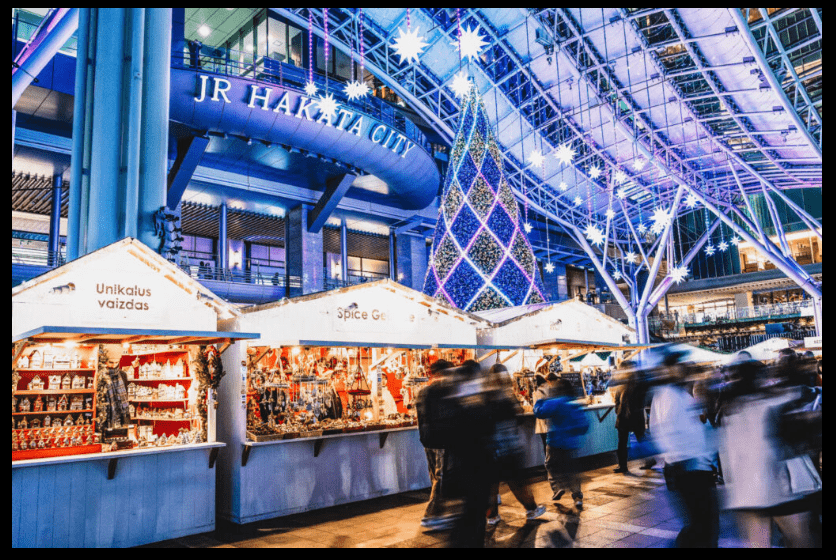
[13,326,260,346]
[528,339,659,352]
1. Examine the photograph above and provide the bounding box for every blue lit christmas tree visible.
[423,83,547,312]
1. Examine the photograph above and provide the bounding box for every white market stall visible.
[12,239,258,548]
[739,337,801,362]
[217,280,489,525]
[476,299,640,460]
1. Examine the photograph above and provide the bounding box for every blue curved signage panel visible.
[170,69,440,210]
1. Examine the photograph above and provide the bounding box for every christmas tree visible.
[423,83,546,311]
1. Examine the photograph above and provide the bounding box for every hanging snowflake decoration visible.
[616,188,628,200]
[344,80,370,101]
[605,208,616,221]
[450,71,472,99]
[453,25,489,61]
[545,262,555,274]
[625,252,637,264]
[528,149,545,168]
[632,158,645,172]
[613,269,623,281]
[523,222,533,234]
[393,26,429,65]
[315,93,340,122]
[650,208,671,235]
[637,223,648,235]
[731,236,741,246]
[304,81,319,97]
[719,241,729,252]
[684,193,700,210]
[558,182,569,192]
[670,265,690,285]
[584,223,606,247]
[573,196,583,207]
[705,243,716,256]
[589,165,602,180]
[554,143,576,166]
[613,170,628,185]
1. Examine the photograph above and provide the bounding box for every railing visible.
[716,330,817,353]
[172,48,431,154]
[11,246,66,268]
[651,300,814,333]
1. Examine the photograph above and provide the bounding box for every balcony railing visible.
[650,300,815,334]
[11,246,66,268]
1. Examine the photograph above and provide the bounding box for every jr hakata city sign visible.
[194,75,419,159]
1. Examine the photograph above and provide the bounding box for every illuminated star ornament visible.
[705,243,716,256]
[731,236,741,246]
[616,188,628,200]
[392,25,429,65]
[585,223,606,246]
[344,80,370,101]
[625,252,637,264]
[573,196,583,207]
[524,222,533,234]
[637,223,648,235]
[545,262,555,274]
[589,165,602,180]
[450,71,472,99]
[558,182,569,192]
[605,208,616,221]
[304,81,318,97]
[316,93,340,122]
[650,208,671,235]
[528,149,545,168]
[670,265,690,284]
[632,158,645,172]
[554,144,576,166]
[719,241,729,252]
[613,269,623,281]
[685,193,700,209]
[613,170,628,185]
[454,25,488,61]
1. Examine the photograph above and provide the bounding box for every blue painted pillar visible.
[66,8,172,260]
[396,234,429,291]
[218,202,229,272]
[286,205,324,297]
[340,218,349,285]
[389,230,397,281]
[49,175,63,266]
[541,262,568,303]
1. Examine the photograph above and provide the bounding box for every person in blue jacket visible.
[533,379,590,510]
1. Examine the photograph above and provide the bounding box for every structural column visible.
[540,262,568,302]
[813,297,822,337]
[67,8,172,260]
[286,205,324,297]
[395,234,428,291]
[340,218,350,285]
[49,175,63,266]
[218,202,228,273]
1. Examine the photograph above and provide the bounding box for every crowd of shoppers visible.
[414,345,821,548]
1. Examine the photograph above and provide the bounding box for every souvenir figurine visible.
[87,378,96,389]
[61,373,72,390]
[13,396,17,413]
[84,397,93,410]
[44,416,52,428]
[43,351,55,369]
[18,354,30,369]
[19,418,28,430]
[128,383,137,399]
[32,418,41,429]
[163,361,172,378]
[57,395,68,411]
[70,353,81,370]
[76,416,85,426]
[46,396,57,412]
[71,375,85,390]
[28,375,45,391]
[64,415,74,427]
[172,359,184,378]
[29,350,43,369]
[33,395,44,413]
[70,396,83,411]
[19,398,31,413]
[48,374,62,390]
[54,354,71,369]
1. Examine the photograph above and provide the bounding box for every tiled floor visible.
[145,459,751,548]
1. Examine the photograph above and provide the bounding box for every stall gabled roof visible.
[12,238,240,320]
[476,299,635,333]
[242,279,490,326]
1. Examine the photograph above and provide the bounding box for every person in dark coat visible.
[613,362,653,474]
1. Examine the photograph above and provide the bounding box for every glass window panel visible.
[256,17,267,60]
[334,48,352,81]
[288,26,303,67]
[268,17,288,61]
[361,259,389,276]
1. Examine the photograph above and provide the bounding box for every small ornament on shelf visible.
[48,375,62,390]
[28,376,45,391]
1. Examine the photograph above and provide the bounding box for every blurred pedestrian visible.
[533,378,590,510]
[415,359,455,530]
[485,364,546,526]
[649,350,719,548]
[613,362,654,474]
[719,355,822,548]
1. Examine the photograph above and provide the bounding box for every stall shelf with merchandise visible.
[218,280,489,524]
[12,239,259,549]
